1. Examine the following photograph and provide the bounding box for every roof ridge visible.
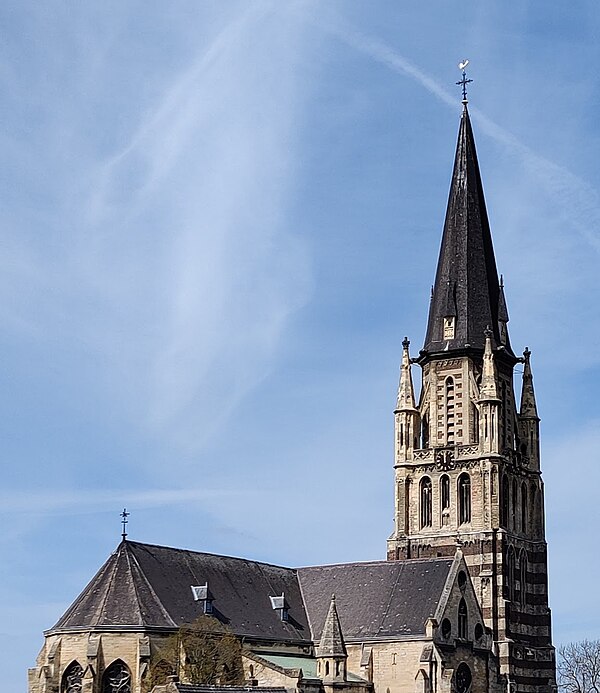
[126,540,296,572]
[48,547,120,630]
[126,543,177,627]
[298,557,454,570]
[96,543,125,626]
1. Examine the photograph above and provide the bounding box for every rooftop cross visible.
[456,60,473,102]
[121,508,130,540]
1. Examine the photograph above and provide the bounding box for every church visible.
[28,94,557,693]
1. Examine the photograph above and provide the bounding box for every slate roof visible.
[423,104,514,357]
[50,542,454,645]
[298,558,453,641]
[50,541,310,641]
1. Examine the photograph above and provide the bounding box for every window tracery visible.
[420,477,432,528]
[62,662,83,693]
[102,661,131,693]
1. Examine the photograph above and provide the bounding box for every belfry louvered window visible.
[445,377,455,444]
[420,477,432,528]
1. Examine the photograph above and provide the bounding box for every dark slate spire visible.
[423,105,514,357]
[316,594,346,657]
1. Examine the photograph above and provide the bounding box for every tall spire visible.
[396,337,417,411]
[423,105,514,357]
[519,347,539,419]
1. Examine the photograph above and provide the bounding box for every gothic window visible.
[102,661,131,693]
[521,482,528,534]
[440,474,450,526]
[520,550,528,608]
[507,547,516,603]
[421,413,430,449]
[501,475,510,528]
[446,377,455,445]
[471,403,479,444]
[458,473,471,525]
[455,662,472,693]
[420,477,432,528]
[501,381,507,449]
[530,481,538,536]
[440,475,450,510]
[512,478,518,530]
[62,661,83,693]
[458,599,468,639]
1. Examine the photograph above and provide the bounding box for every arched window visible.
[325,661,329,676]
[520,550,528,608]
[440,474,450,526]
[446,377,455,445]
[62,661,83,693]
[521,482,528,534]
[102,661,131,693]
[421,413,430,449]
[455,662,472,693]
[458,598,468,639]
[501,475,510,528]
[530,481,538,536]
[458,473,471,525]
[471,402,479,444]
[507,547,516,603]
[512,478,518,530]
[420,477,432,528]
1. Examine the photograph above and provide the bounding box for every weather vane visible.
[456,60,472,102]
[121,508,130,540]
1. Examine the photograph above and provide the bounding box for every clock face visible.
[455,663,472,693]
[436,449,455,471]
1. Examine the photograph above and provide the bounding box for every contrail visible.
[319,18,600,254]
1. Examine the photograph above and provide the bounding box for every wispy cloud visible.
[323,21,600,256]
[0,486,247,516]
[0,2,316,453]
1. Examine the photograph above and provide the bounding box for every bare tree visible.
[558,640,600,693]
[143,615,244,692]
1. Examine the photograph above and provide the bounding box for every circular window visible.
[458,571,467,590]
[455,663,472,693]
[474,623,484,640]
[441,618,451,638]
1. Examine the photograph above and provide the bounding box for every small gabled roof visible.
[49,541,310,641]
[298,558,453,641]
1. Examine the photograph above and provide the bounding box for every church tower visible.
[387,100,556,692]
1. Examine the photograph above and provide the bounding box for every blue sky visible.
[2,2,599,690]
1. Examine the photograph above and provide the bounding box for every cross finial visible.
[456,60,472,103]
[121,508,130,540]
